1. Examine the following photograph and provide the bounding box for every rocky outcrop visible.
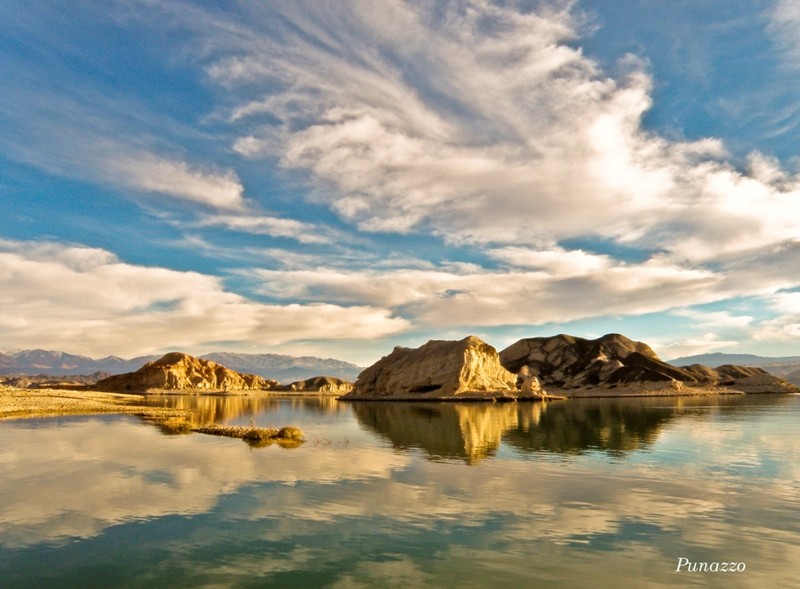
[94,352,280,393]
[280,376,353,394]
[500,334,696,390]
[342,336,520,400]
[713,365,798,393]
[500,333,799,394]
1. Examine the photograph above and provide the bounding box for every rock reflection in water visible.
[352,397,759,463]
[505,398,673,455]
[146,395,342,427]
[353,402,525,464]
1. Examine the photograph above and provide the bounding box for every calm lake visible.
[2,394,799,588]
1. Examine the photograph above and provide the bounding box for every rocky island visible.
[499,333,798,396]
[341,332,798,401]
[93,352,353,394]
[341,335,553,401]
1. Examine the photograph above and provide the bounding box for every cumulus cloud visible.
[0,240,409,357]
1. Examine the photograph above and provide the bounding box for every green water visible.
[1,395,799,588]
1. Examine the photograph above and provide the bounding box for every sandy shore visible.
[0,386,192,420]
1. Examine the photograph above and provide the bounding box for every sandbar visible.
[0,386,191,420]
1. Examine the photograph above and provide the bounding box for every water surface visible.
[2,394,798,588]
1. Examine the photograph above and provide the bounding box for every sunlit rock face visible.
[95,352,280,392]
[343,336,518,399]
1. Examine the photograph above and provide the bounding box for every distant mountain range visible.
[668,352,800,385]
[200,352,363,383]
[0,349,364,383]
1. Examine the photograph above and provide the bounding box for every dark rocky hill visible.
[500,333,797,393]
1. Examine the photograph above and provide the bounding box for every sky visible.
[2,0,800,365]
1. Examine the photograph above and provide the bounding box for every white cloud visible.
[672,309,754,330]
[0,70,249,212]
[654,333,741,360]
[194,214,330,244]
[0,240,409,357]
[171,0,800,263]
[769,0,800,66]
[0,417,409,547]
[751,290,800,343]
[105,152,246,210]
[250,256,726,329]
[487,246,614,276]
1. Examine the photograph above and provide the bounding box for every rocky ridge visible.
[499,333,798,394]
[282,376,353,394]
[95,352,281,393]
[342,336,521,400]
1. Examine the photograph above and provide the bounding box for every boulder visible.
[342,336,519,400]
[94,352,280,393]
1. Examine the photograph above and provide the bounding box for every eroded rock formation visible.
[281,376,354,394]
[500,333,798,393]
[94,352,280,393]
[342,336,519,400]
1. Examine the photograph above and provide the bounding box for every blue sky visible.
[3,0,800,365]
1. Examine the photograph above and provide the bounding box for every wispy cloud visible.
[146,0,800,268]
[249,258,723,328]
[769,0,800,67]
[4,0,800,357]
[105,153,246,210]
[654,334,741,360]
[0,81,248,211]
[193,214,331,244]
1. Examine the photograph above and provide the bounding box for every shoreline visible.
[337,384,757,402]
[0,386,193,421]
[3,384,791,421]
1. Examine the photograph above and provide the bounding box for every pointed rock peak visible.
[151,352,197,366]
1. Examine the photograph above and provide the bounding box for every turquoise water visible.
[1,395,799,588]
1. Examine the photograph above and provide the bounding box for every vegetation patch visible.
[192,424,305,447]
